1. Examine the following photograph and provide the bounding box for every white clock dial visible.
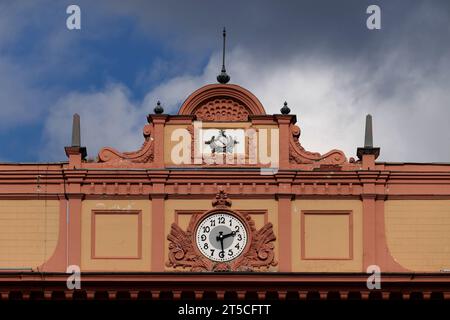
[195,212,248,262]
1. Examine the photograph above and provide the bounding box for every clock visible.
[195,212,248,262]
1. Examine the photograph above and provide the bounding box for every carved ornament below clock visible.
[166,189,277,272]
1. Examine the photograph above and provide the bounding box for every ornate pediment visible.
[91,83,350,169]
[195,98,250,121]
[178,84,266,120]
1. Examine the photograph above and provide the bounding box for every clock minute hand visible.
[216,232,224,254]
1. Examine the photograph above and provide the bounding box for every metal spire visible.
[217,27,230,84]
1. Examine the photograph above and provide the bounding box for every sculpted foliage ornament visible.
[166,189,277,272]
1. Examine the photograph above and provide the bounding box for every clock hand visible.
[222,231,236,240]
[216,231,225,255]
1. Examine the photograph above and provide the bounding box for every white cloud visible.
[0,1,88,133]
[42,47,450,162]
[42,84,143,160]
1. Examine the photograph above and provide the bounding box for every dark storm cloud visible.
[2,0,448,162]
[101,0,450,103]
[101,0,449,61]
[66,0,449,162]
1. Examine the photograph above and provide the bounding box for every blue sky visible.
[1,1,450,163]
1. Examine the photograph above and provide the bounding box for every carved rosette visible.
[194,98,250,121]
[98,123,154,164]
[166,190,278,272]
[289,124,347,165]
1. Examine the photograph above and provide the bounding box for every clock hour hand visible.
[216,231,223,242]
[222,231,236,239]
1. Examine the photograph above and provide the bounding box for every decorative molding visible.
[175,210,201,226]
[0,272,449,300]
[91,210,142,260]
[289,124,347,165]
[178,84,266,117]
[195,98,250,121]
[212,188,232,208]
[300,210,353,260]
[97,124,154,164]
[238,210,268,226]
[166,190,277,272]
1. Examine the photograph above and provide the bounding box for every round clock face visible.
[195,212,248,262]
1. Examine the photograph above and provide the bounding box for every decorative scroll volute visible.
[97,123,154,164]
[289,124,347,165]
[166,190,277,272]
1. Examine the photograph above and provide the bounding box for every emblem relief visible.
[166,189,278,272]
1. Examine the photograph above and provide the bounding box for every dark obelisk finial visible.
[217,27,230,84]
[357,114,380,161]
[72,113,81,147]
[364,114,373,148]
[65,113,87,160]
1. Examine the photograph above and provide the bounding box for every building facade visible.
[0,82,450,301]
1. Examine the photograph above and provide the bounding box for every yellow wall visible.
[164,199,278,271]
[292,200,363,272]
[0,200,59,269]
[6,198,448,273]
[81,200,151,271]
[385,200,450,272]
[303,213,351,259]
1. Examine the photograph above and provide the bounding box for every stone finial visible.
[154,101,164,114]
[357,114,380,161]
[364,114,373,148]
[280,101,291,115]
[65,113,87,160]
[71,113,81,147]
